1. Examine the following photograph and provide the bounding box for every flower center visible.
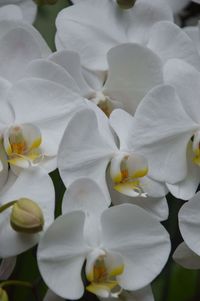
[3,124,43,169]
[86,252,124,298]
[110,153,148,197]
[90,92,113,117]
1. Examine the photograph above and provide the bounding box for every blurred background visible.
[6,1,200,300]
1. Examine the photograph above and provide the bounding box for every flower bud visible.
[10,198,44,234]
[117,0,136,9]
[0,287,8,301]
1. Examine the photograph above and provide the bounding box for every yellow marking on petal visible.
[30,137,42,150]
[86,281,118,295]
[131,167,148,179]
[109,265,124,277]
[114,180,140,193]
[6,144,12,156]
[193,156,200,166]
[113,172,123,183]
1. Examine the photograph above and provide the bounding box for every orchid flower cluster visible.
[0,0,200,300]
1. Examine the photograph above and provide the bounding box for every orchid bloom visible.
[37,180,170,299]
[173,191,200,269]
[58,106,168,220]
[25,43,164,116]
[55,0,200,73]
[0,0,37,23]
[0,167,55,257]
[126,59,200,200]
[0,67,82,173]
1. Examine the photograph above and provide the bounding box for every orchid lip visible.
[110,152,148,197]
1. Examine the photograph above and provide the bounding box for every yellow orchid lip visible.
[110,153,148,197]
[86,254,124,298]
[4,124,43,168]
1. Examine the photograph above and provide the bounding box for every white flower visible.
[0,1,37,24]
[173,191,200,269]
[55,0,200,72]
[37,190,170,299]
[0,76,80,173]
[0,167,55,257]
[26,43,164,116]
[58,106,168,220]
[127,59,200,199]
[43,290,64,301]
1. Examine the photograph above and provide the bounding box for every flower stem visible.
[0,201,17,213]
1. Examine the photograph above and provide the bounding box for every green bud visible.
[10,198,44,234]
[0,287,8,301]
[117,0,136,9]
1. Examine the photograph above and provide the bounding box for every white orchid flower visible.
[0,1,37,24]
[58,106,168,220]
[173,191,200,269]
[37,190,170,299]
[0,20,50,85]
[0,167,55,257]
[25,43,164,116]
[0,73,82,173]
[55,0,200,73]
[127,58,200,199]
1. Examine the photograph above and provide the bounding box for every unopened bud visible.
[0,287,8,301]
[117,0,136,9]
[10,198,44,234]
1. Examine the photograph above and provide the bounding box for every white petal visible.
[49,51,94,97]
[109,109,133,151]
[167,0,189,13]
[110,184,168,222]
[184,26,200,53]
[105,286,154,301]
[58,108,117,200]
[179,191,200,256]
[0,256,16,280]
[37,211,90,300]
[0,167,55,257]
[167,143,200,200]
[173,242,200,270]
[25,59,81,94]
[17,0,37,24]
[0,5,22,21]
[0,20,50,56]
[103,43,163,115]
[130,85,199,183]
[101,204,170,291]
[62,178,109,214]
[62,178,109,246]
[148,21,200,70]
[43,290,64,301]
[0,26,49,83]
[164,59,200,124]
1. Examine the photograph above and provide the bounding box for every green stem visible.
[0,280,33,289]
[0,201,17,213]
